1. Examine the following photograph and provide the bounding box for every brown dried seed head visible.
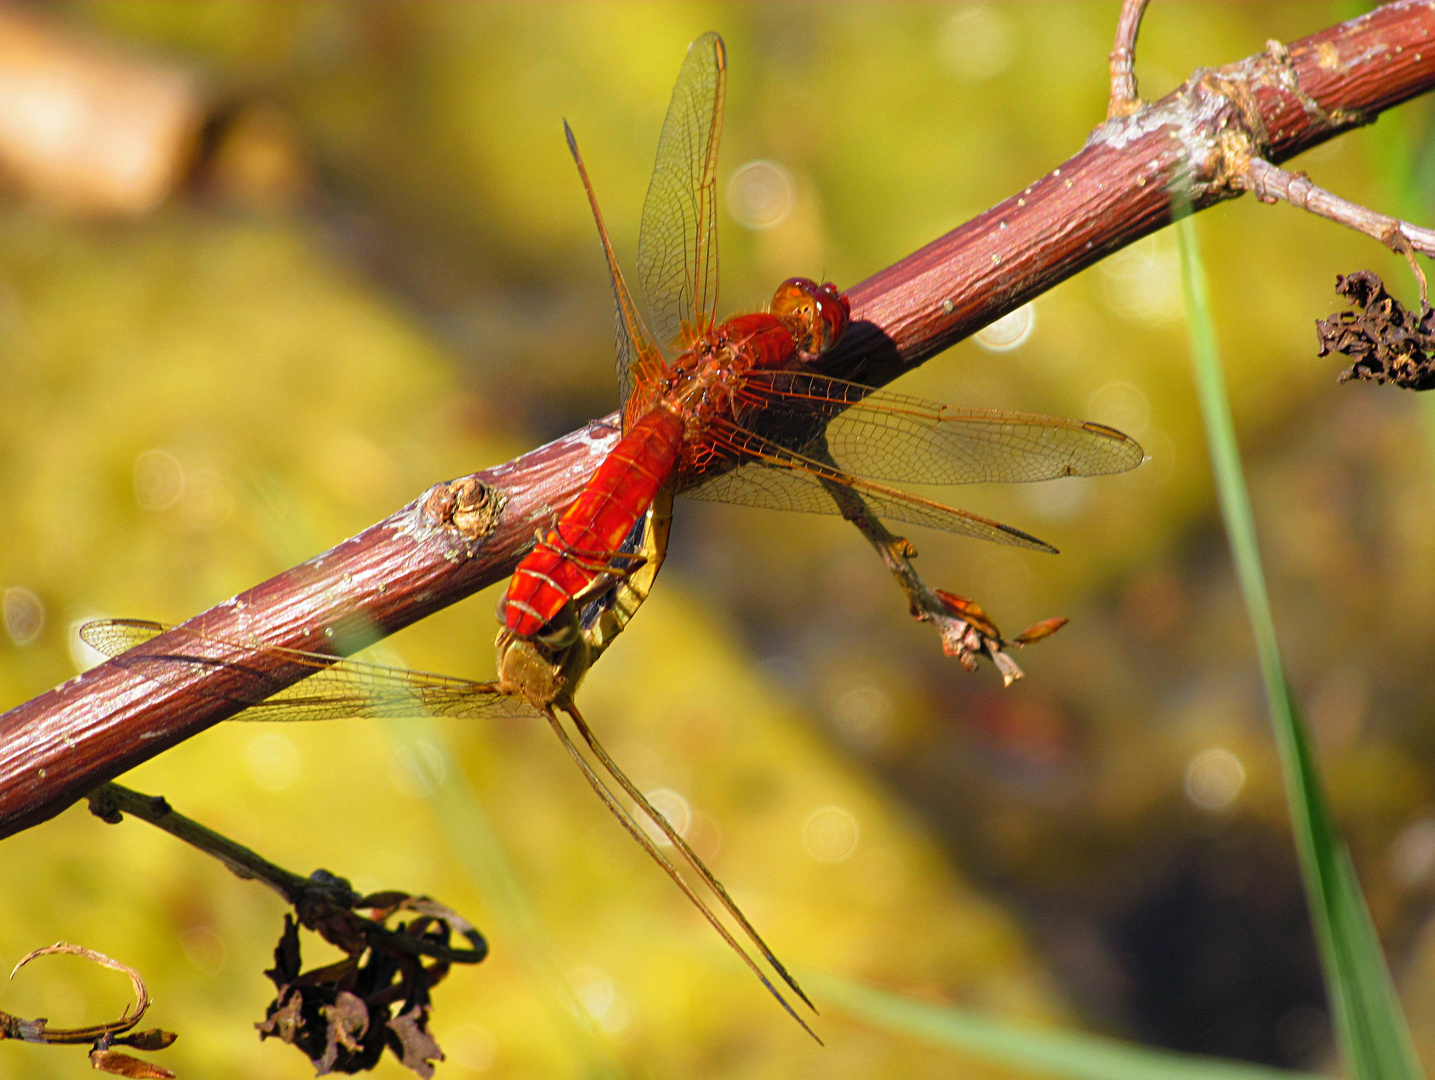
[1318,270,1435,391]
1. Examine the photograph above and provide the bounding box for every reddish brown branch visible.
[3,2,1435,840]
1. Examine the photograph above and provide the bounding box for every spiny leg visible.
[542,708,821,1043]
[565,701,815,1013]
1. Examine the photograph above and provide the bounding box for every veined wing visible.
[738,370,1146,484]
[564,123,665,411]
[80,619,536,722]
[637,31,726,351]
[680,422,1059,552]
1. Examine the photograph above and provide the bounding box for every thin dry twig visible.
[2,942,177,1079]
[87,783,486,968]
[1108,0,1152,118]
[1243,156,1433,306]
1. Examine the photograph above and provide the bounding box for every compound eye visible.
[807,286,851,354]
[770,277,817,320]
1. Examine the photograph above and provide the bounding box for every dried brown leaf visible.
[88,1047,175,1079]
[387,1005,443,1080]
[1014,616,1069,645]
[1318,270,1435,390]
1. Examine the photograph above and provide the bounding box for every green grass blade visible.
[808,969,1322,1080]
[1177,214,1424,1080]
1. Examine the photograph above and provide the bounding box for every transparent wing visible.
[738,370,1147,483]
[564,123,666,409]
[680,423,1059,552]
[637,31,726,351]
[80,619,536,722]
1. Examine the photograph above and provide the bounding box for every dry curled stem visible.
[2,943,177,1078]
[88,782,485,1076]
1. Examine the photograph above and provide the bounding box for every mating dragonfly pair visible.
[86,32,1141,1038]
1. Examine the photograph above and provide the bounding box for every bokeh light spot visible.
[828,682,893,750]
[246,732,301,792]
[567,966,632,1033]
[1390,817,1435,887]
[1020,475,1092,521]
[637,787,691,847]
[1184,747,1245,811]
[803,805,860,863]
[975,303,1035,352]
[180,467,235,529]
[180,926,227,974]
[938,5,1014,82]
[1087,380,1151,437]
[727,160,794,230]
[391,738,448,797]
[133,448,185,510]
[3,586,45,645]
[447,1023,498,1072]
[1099,236,1183,322]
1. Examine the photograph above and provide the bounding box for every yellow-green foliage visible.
[4,3,1434,1078]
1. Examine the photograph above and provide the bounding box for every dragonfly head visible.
[770,277,850,356]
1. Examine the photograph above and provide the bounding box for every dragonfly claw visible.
[929,589,1068,686]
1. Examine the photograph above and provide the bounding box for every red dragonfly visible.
[498,31,1142,675]
[85,31,1143,1038]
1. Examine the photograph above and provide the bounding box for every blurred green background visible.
[2,2,1433,1077]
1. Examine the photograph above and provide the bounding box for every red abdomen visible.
[503,408,684,639]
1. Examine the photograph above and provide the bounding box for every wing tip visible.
[1081,421,1123,439]
[695,31,727,70]
[1080,421,1146,474]
[78,616,165,649]
[1003,524,1059,554]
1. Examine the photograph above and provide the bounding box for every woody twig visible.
[1242,156,1433,306]
[1107,0,1152,119]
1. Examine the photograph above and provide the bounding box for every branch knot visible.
[421,477,503,542]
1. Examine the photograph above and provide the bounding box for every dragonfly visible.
[87,31,1145,1039]
[497,30,1143,683]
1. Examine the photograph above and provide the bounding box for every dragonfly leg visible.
[803,444,1064,685]
[534,529,649,579]
[542,707,821,1043]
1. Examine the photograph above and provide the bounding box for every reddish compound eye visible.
[770,277,851,355]
[814,281,851,352]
